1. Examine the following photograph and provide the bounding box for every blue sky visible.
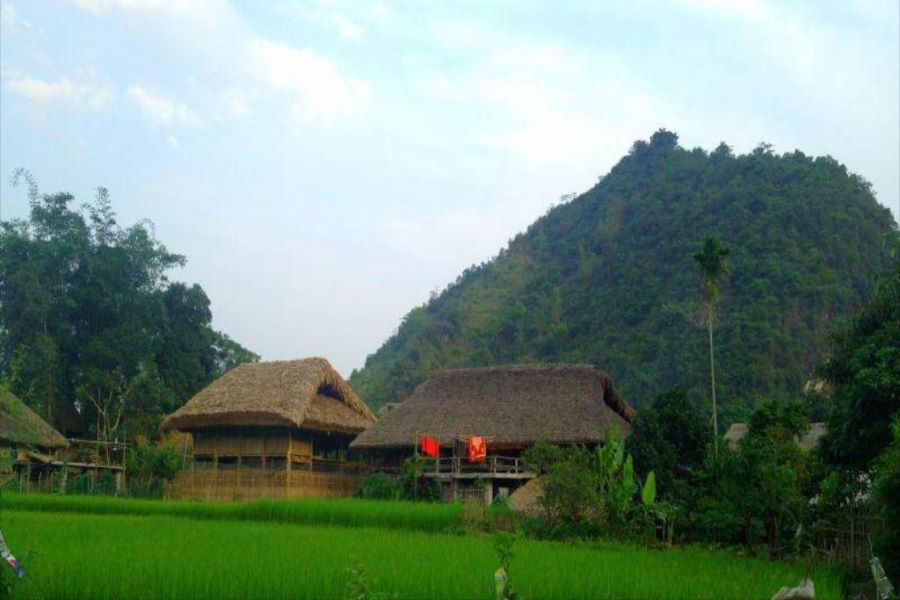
[1,0,898,375]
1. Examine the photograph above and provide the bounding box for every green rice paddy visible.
[1,492,461,532]
[0,497,843,599]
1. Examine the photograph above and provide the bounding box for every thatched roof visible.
[161,358,375,434]
[724,422,826,451]
[0,386,69,450]
[350,364,635,449]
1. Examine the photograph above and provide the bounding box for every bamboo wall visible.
[180,427,363,500]
[168,469,363,501]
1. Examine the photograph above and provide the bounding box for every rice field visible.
[1,501,843,600]
[1,492,461,532]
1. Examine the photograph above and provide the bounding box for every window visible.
[266,457,286,471]
[218,456,238,470]
[194,456,214,470]
[242,456,262,469]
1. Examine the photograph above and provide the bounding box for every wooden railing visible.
[427,455,532,476]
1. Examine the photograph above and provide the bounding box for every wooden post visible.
[261,433,267,471]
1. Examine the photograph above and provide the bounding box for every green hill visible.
[350,131,898,421]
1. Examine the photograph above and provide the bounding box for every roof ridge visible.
[439,363,600,375]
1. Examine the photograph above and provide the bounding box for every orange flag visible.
[468,436,487,463]
[420,436,440,457]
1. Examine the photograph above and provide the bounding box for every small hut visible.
[350,363,635,501]
[724,421,826,451]
[161,357,375,500]
[1,386,69,483]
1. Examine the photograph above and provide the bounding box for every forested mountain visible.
[0,172,258,441]
[350,131,898,422]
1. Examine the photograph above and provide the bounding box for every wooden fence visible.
[814,514,884,570]
[166,468,364,501]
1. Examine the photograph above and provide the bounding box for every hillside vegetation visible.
[350,131,897,420]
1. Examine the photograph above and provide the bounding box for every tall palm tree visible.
[691,236,730,458]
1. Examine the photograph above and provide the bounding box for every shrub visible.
[872,418,900,582]
[399,454,439,502]
[487,495,518,532]
[460,498,487,531]
[125,440,183,498]
[356,473,401,501]
[521,431,657,539]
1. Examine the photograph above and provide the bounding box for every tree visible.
[719,399,811,557]
[628,387,710,496]
[0,174,257,442]
[872,418,900,581]
[819,255,900,472]
[691,235,730,457]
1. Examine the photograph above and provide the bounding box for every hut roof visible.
[724,421,826,451]
[161,358,375,434]
[350,364,635,449]
[0,386,69,449]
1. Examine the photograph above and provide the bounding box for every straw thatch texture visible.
[724,422,826,451]
[350,364,635,449]
[161,358,374,433]
[0,386,69,449]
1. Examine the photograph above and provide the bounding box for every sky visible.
[1,0,898,377]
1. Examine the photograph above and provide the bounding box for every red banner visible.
[420,436,440,457]
[468,436,487,463]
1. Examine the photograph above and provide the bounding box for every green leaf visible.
[641,471,657,506]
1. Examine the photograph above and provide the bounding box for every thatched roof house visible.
[351,364,635,451]
[724,422,826,451]
[161,358,375,500]
[1,386,68,451]
[162,357,374,434]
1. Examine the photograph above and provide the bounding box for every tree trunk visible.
[708,301,719,459]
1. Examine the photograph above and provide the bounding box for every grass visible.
[0,492,461,533]
[2,508,842,600]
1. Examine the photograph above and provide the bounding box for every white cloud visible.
[249,39,371,121]
[676,0,773,22]
[167,134,180,149]
[127,85,202,126]
[69,0,371,124]
[5,70,113,110]
[330,13,363,39]
[0,2,35,34]
[218,88,252,119]
[421,41,667,166]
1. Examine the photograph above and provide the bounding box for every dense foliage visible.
[350,131,897,420]
[627,394,814,558]
[628,387,710,496]
[522,433,656,539]
[0,172,257,441]
[872,419,900,581]
[819,257,900,471]
[816,255,900,581]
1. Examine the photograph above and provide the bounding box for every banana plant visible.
[596,427,658,531]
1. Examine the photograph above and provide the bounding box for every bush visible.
[872,418,900,582]
[521,431,657,539]
[356,473,401,501]
[627,387,710,496]
[460,498,487,531]
[399,454,439,502]
[487,495,519,532]
[125,441,183,498]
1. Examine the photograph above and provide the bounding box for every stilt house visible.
[1,386,69,483]
[161,358,375,500]
[350,363,635,502]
